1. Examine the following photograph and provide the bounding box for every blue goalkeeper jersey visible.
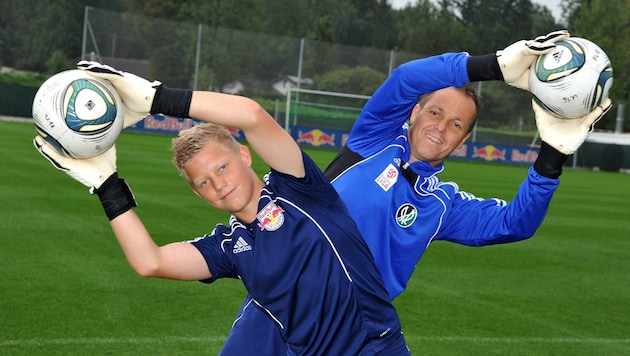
[325,52,560,299]
[190,152,407,355]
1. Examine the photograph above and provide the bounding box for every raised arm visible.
[33,137,210,282]
[76,61,304,178]
[188,92,304,177]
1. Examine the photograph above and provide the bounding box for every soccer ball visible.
[529,37,613,119]
[32,69,124,159]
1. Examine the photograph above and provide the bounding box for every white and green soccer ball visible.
[529,37,613,119]
[32,69,124,158]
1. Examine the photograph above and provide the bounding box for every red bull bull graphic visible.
[256,202,285,231]
[296,128,335,147]
[472,144,507,161]
[292,126,339,148]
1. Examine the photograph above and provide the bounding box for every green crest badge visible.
[396,203,417,228]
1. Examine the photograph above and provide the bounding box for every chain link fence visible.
[81,6,538,143]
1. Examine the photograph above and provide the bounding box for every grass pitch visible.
[1,120,629,355]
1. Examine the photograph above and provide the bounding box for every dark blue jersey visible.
[190,152,407,355]
[326,52,559,299]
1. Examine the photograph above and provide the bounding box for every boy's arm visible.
[110,210,210,280]
[188,92,304,178]
[75,61,304,178]
[33,136,212,281]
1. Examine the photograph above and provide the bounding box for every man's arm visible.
[437,167,559,245]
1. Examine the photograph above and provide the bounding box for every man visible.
[324,30,611,299]
[33,63,409,354]
[214,30,612,354]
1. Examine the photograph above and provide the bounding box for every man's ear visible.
[408,103,421,125]
[457,132,472,149]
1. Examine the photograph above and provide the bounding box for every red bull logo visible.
[143,115,195,132]
[450,144,468,158]
[341,133,349,147]
[297,129,336,147]
[257,202,285,231]
[511,148,539,164]
[472,145,506,161]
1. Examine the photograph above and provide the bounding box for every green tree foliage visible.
[395,0,477,55]
[315,66,387,96]
[571,0,630,130]
[45,50,71,74]
[0,0,625,130]
[1,0,122,72]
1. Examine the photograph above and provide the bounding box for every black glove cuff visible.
[534,141,569,179]
[467,54,504,81]
[150,87,193,118]
[92,173,138,221]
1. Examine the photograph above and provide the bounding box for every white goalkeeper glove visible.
[77,60,162,128]
[534,98,612,155]
[497,30,570,90]
[34,135,116,190]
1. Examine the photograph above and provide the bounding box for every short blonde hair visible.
[172,123,241,185]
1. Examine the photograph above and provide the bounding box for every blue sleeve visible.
[437,167,559,245]
[348,52,471,156]
[188,225,239,282]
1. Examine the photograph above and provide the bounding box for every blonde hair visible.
[172,123,241,185]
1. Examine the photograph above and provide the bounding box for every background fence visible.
[5,6,627,171]
[80,7,538,134]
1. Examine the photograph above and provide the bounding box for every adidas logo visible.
[233,237,252,254]
[552,51,563,63]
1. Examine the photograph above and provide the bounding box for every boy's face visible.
[407,87,475,167]
[185,141,259,217]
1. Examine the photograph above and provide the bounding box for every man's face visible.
[407,87,476,167]
[185,142,259,217]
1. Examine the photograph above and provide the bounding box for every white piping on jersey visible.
[217,216,247,253]
[232,297,286,331]
[253,298,285,331]
[261,192,354,283]
[405,168,448,248]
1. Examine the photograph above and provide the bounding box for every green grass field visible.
[1,120,629,355]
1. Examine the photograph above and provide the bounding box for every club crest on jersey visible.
[396,203,417,228]
[257,202,285,231]
[375,163,398,192]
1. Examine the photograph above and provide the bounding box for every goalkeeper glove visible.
[497,30,570,90]
[34,135,116,189]
[77,60,160,128]
[534,98,612,156]
[34,136,136,220]
[77,61,192,125]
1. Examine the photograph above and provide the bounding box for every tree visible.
[571,0,630,130]
[315,65,387,96]
[394,0,476,55]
